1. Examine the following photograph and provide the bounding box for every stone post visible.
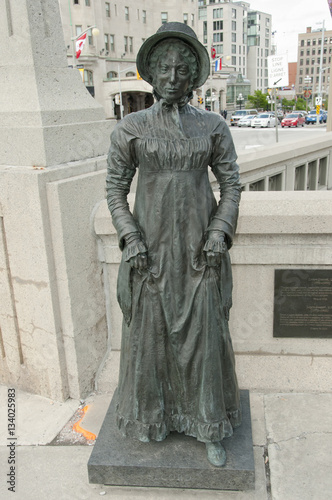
[0,0,114,400]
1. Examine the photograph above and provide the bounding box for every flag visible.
[211,46,216,59]
[76,33,87,59]
[215,58,222,71]
[328,0,332,17]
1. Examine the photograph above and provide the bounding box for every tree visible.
[247,90,269,110]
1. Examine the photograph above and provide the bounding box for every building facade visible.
[59,0,197,118]
[59,0,272,117]
[246,9,272,94]
[295,26,332,108]
[196,1,272,110]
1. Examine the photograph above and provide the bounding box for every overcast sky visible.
[249,0,332,62]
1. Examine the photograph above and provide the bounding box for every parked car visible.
[230,109,258,126]
[305,110,325,124]
[281,113,305,128]
[237,115,256,127]
[251,113,276,128]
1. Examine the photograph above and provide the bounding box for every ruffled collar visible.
[159,95,191,111]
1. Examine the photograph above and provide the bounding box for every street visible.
[229,122,327,153]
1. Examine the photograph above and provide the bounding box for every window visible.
[306,58,309,65]
[88,27,93,45]
[104,34,109,51]
[301,40,304,47]
[126,71,135,77]
[110,34,114,51]
[199,8,207,20]
[74,0,79,4]
[85,0,90,5]
[107,71,118,79]
[232,8,236,18]
[213,21,223,30]
[215,44,223,55]
[265,49,269,57]
[231,44,236,54]
[232,21,236,31]
[307,39,311,46]
[125,6,129,20]
[183,13,188,25]
[75,25,82,36]
[213,8,223,19]
[191,14,194,27]
[265,28,269,36]
[232,56,236,65]
[232,33,236,43]
[203,21,207,44]
[299,77,303,84]
[213,33,223,43]
[129,36,133,53]
[312,49,316,55]
[137,9,139,19]
[124,36,128,52]
[161,12,168,24]
[105,2,110,17]
[306,49,310,56]
[142,10,146,23]
[300,50,304,56]
[84,69,93,86]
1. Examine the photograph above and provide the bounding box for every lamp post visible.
[237,92,244,110]
[71,25,100,68]
[117,61,136,119]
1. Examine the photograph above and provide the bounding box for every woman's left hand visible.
[204,230,227,267]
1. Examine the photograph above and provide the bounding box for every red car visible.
[281,113,305,128]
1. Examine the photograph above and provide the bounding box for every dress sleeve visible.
[207,120,241,248]
[106,120,142,251]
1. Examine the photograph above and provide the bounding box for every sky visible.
[249,0,332,62]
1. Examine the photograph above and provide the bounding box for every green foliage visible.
[247,90,269,110]
[295,98,307,111]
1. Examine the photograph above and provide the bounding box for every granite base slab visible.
[88,390,254,490]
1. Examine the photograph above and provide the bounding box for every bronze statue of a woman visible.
[106,22,242,467]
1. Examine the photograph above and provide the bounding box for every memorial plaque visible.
[273,269,332,338]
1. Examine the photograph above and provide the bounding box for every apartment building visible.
[295,26,332,106]
[196,1,272,110]
[59,0,197,118]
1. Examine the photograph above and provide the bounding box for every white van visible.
[230,109,258,126]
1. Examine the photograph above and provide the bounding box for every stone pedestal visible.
[88,390,255,491]
[0,0,115,400]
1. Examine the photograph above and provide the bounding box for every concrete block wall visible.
[93,191,332,394]
[0,157,112,401]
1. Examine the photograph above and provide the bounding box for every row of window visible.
[299,57,330,66]
[161,12,194,26]
[74,1,148,23]
[300,37,332,47]
[300,47,331,57]
[299,66,331,75]
[299,75,329,84]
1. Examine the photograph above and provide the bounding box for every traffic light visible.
[198,96,203,104]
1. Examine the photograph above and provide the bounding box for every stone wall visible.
[94,191,332,393]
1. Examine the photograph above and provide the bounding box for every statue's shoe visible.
[205,441,227,467]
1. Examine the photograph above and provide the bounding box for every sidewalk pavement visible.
[1,350,331,500]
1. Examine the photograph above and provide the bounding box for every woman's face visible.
[152,48,191,103]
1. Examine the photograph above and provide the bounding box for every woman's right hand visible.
[129,252,148,271]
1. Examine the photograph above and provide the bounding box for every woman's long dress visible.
[106,100,242,444]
